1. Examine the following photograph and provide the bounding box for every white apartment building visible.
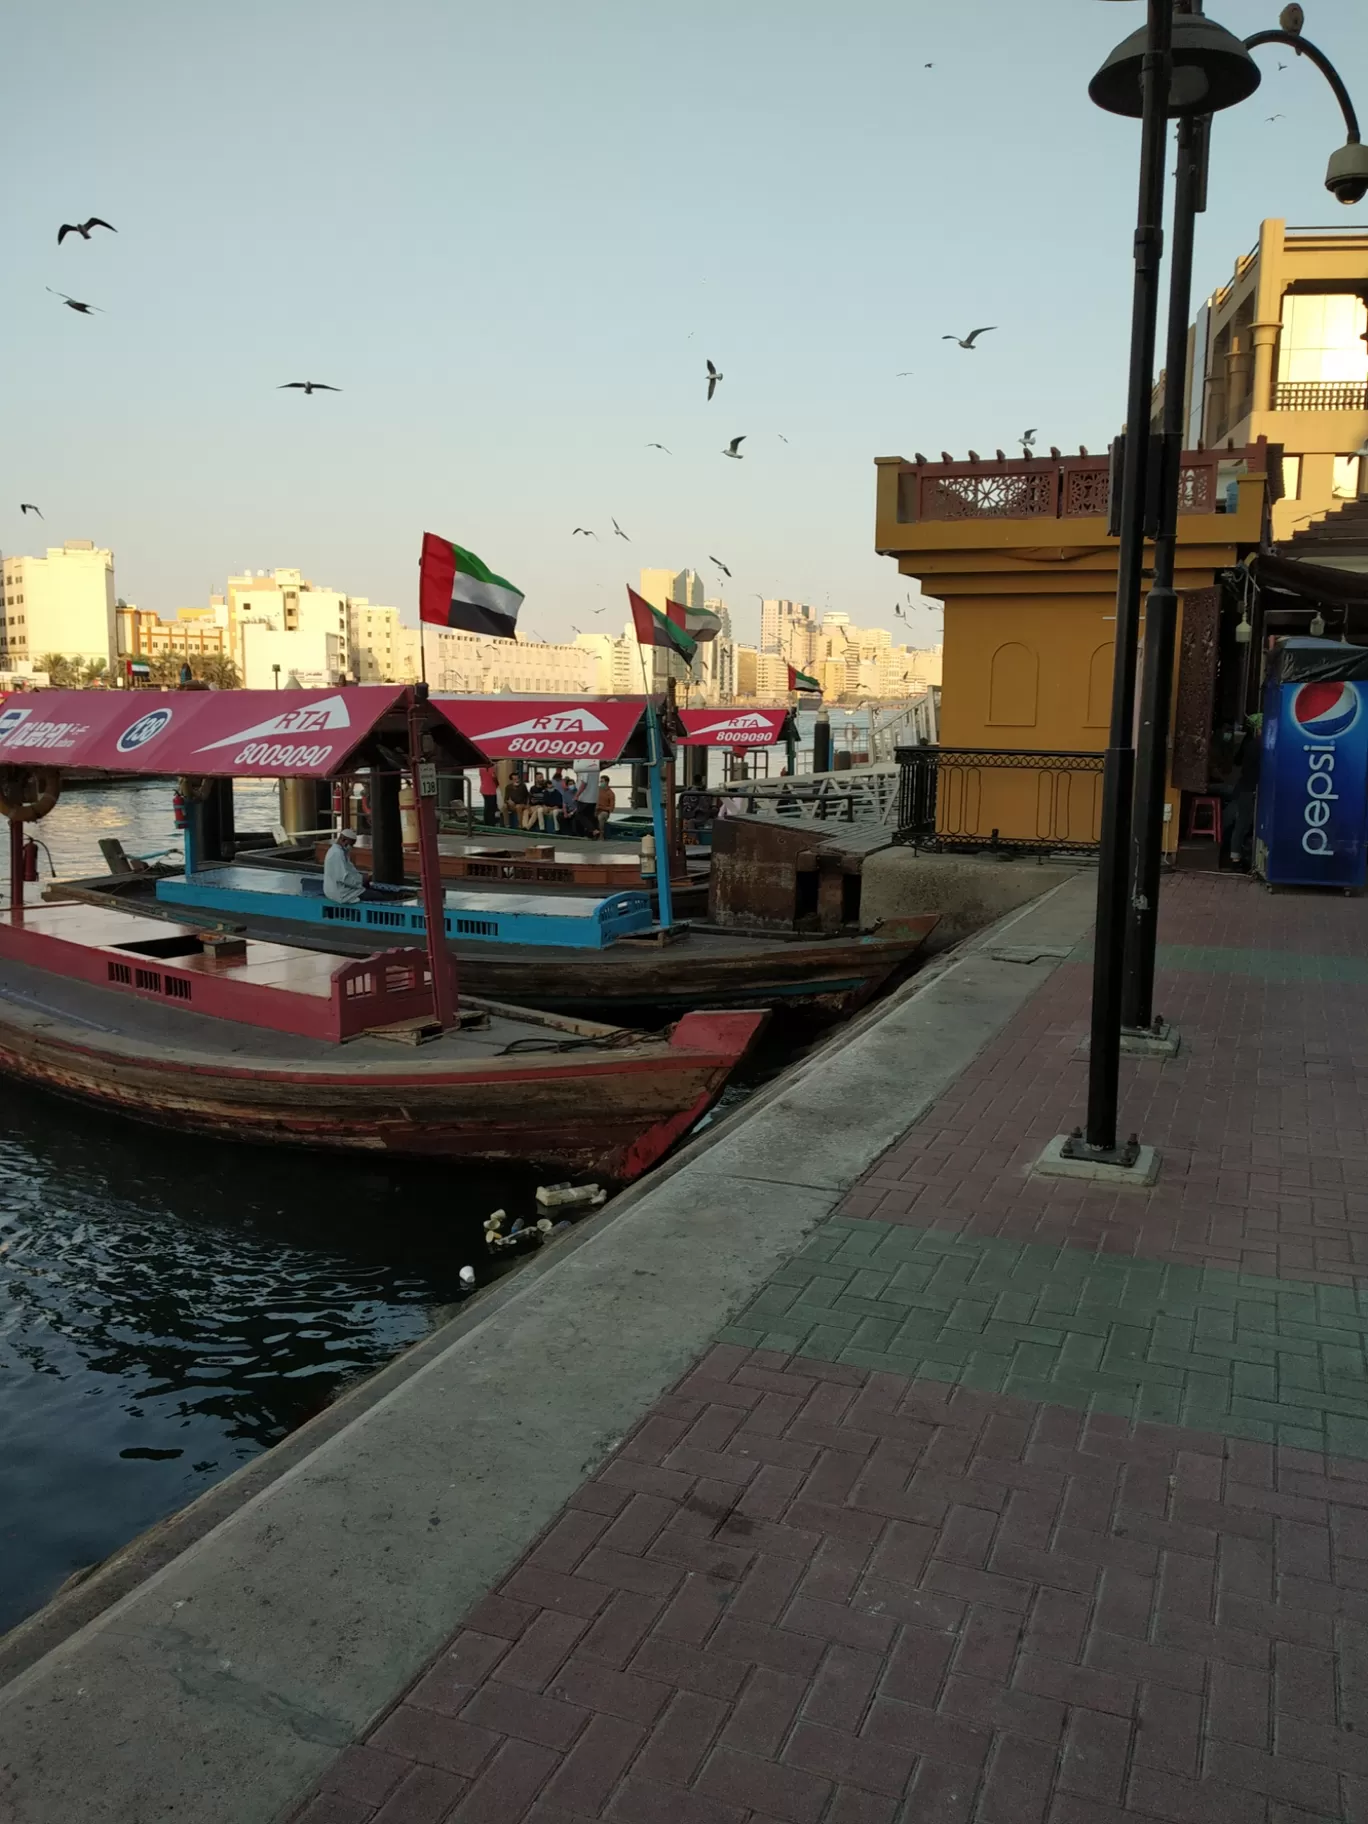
[228,569,350,681]
[423,628,595,696]
[240,623,345,691]
[0,540,117,669]
[574,631,643,695]
[347,600,421,683]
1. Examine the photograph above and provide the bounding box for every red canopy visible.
[433,696,654,763]
[0,687,410,777]
[678,707,792,749]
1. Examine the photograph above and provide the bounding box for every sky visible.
[4,0,1365,653]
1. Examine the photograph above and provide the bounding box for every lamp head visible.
[1090,9,1261,117]
[1325,138,1368,206]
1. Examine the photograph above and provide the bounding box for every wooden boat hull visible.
[0,951,765,1183]
[62,878,937,1027]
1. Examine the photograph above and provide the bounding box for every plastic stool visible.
[1186,796,1222,842]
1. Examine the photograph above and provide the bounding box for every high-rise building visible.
[637,567,704,689]
[227,569,351,680]
[0,540,117,670]
[760,599,815,664]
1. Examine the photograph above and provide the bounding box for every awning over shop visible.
[0,686,412,776]
[1266,635,1368,687]
[1252,550,1368,614]
[432,696,657,763]
[677,707,795,749]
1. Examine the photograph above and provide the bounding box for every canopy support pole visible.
[647,700,674,931]
[408,688,457,1029]
[9,818,23,918]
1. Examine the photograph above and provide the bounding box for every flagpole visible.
[631,624,674,932]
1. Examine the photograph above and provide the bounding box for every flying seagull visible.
[1266,114,1285,121]
[1022,428,1038,444]
[943,327,996,349]
[57,217,116,244]
[924,62,934,68]
[571,527,598,538]
[706,358,723,401]
[777,434,790,443]
[19,503,42,518]
[612,518,630,540]
[646,442,671,452]
[278,381,341,394]
[711,557,732,578]
[46,287,101,314]
[722,435,746,459]
[896,371,916,377]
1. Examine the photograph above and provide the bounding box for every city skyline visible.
[7,0,1361,657]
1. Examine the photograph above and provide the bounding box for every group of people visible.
[477,765,616,839]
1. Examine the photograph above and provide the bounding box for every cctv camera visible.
[1325,139,1368,206]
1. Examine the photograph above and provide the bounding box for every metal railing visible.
[1272,380,1368,413]
[894,746,1106,853]
[737,763,904,828]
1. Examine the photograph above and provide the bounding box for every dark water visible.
[0,783,542,1636]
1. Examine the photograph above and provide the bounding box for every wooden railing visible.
[895,446,1241,525]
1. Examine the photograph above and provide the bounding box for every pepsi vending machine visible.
[1257,637,1368,889]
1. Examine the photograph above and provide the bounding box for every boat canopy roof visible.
[0,685,448,777]
[432,695,658,764]
[0,687,665,777]
[677,706,796,749]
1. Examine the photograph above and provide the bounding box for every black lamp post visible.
[1122,5,1366,1040]
[1064,1,1260,1167]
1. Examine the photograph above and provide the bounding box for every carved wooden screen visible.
[1171,587,1220,791]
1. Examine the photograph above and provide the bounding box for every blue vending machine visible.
[1257,637,1368,889]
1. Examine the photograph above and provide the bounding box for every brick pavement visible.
[290,872,1368,1823]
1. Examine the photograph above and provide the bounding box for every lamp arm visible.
[1243,29,1360,141]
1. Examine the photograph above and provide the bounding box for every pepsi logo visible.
[1291,681,1360,741]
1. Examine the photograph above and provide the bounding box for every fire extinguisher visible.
[22,839,39,883]
[173,789,187,829]
[332,780,345,821]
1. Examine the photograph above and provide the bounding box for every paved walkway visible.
[289,872,1368,1824]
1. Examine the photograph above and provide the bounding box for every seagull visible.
[706,359,723,401]
[777,434,789,443]
[1278,61,1289,70]
[1022,428,1038,445]
[942,327,996,349]
[710,557,732,577]
[1266,114,1285,122]
[19,503,42,517]
[46,288,101,314]
[646,443,671,453]
[278,381,341,394]
[57,217,116,244]
[612,518,630,540]
[924,62,934,68]
[572,527,598,538]
[896,371,916,377]
[722,436,745,459]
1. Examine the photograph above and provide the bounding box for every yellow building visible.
[1180,218,1367,542]
[874,442,1274,850]
[116,606,228,661]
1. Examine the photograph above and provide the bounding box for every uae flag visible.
[788,663,822,694]
[679,601,721,643]
[627,586,697,663]
[420,533,524,639]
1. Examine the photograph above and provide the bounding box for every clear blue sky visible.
[5,0,1364,651]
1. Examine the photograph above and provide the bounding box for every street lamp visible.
[1060,2,1259,1171]
[1122,5,1365,1041]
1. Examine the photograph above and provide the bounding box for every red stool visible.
[1186,796,1222,842]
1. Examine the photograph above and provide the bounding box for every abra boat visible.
[0,686,764,1179]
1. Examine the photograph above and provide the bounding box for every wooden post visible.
[9,817,23,918]
[664,676,684,877]
[407,688,457,1028]
[646,701,674,931]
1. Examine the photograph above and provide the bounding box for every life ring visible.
[0,766,61,823]
[177,775,214,804]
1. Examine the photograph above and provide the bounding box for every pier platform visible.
[4,869,1368,1824]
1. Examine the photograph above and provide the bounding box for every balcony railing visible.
[1272,381,1368,413]
[894,745,1105,853]
[893,444,1257,525]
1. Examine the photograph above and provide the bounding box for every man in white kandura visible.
[323,828,367,904]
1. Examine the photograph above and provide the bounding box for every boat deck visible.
[0,945,622,1073]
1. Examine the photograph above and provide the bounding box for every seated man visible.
[323,828,397,904]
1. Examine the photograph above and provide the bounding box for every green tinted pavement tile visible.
[748,1284,800,1319]
[789,1303,861,1336]
[1323,1343,1368,1380]
[1135,1384,1184,1425]
[1234,1362,1277,1402]
[1276,1292,1319,1325]
[1237,1302,1279,1333]
[1036,1282,1083,1315]
[1232,1396,1327,1432]
[1277,1425,1327,1451]
[1327,1416,1368,1456]
[805,1325,872,1361]
[1284,1321,1368,1349]
[893,1310,952,1346]
[1012,1342,1060,1379]
[848,1268,893,1301]
[761,1330,807,1353]
[1060,1332,1105,1373]
[834,1229,884,1262]
[834,1293,908,1320]
[768,1263,818,1289]
[798,1234,844,1262]
[1229,1415,1277,1444]
[1102,1325,1152,1366]
[944,1298,994,1333]
[888,1261,936,1294]
[1088,1388,1136,1419]
[962,1353,1010,1392]
[1152,1316,1194,1351]
[716,1325,765,1348]
[979,1320,1066,1351]
[1279,1355,1325,1393]
[853,1317,904,1353]
[789,1275,845,1310]
[1148,1345,1235,1379]
[1196,1307,1237,1343]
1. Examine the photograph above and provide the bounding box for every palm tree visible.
[82,657,108,686]
[196,654,241,690]
[37,653,79,688]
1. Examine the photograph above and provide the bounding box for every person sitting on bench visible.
[324,828,372,904]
